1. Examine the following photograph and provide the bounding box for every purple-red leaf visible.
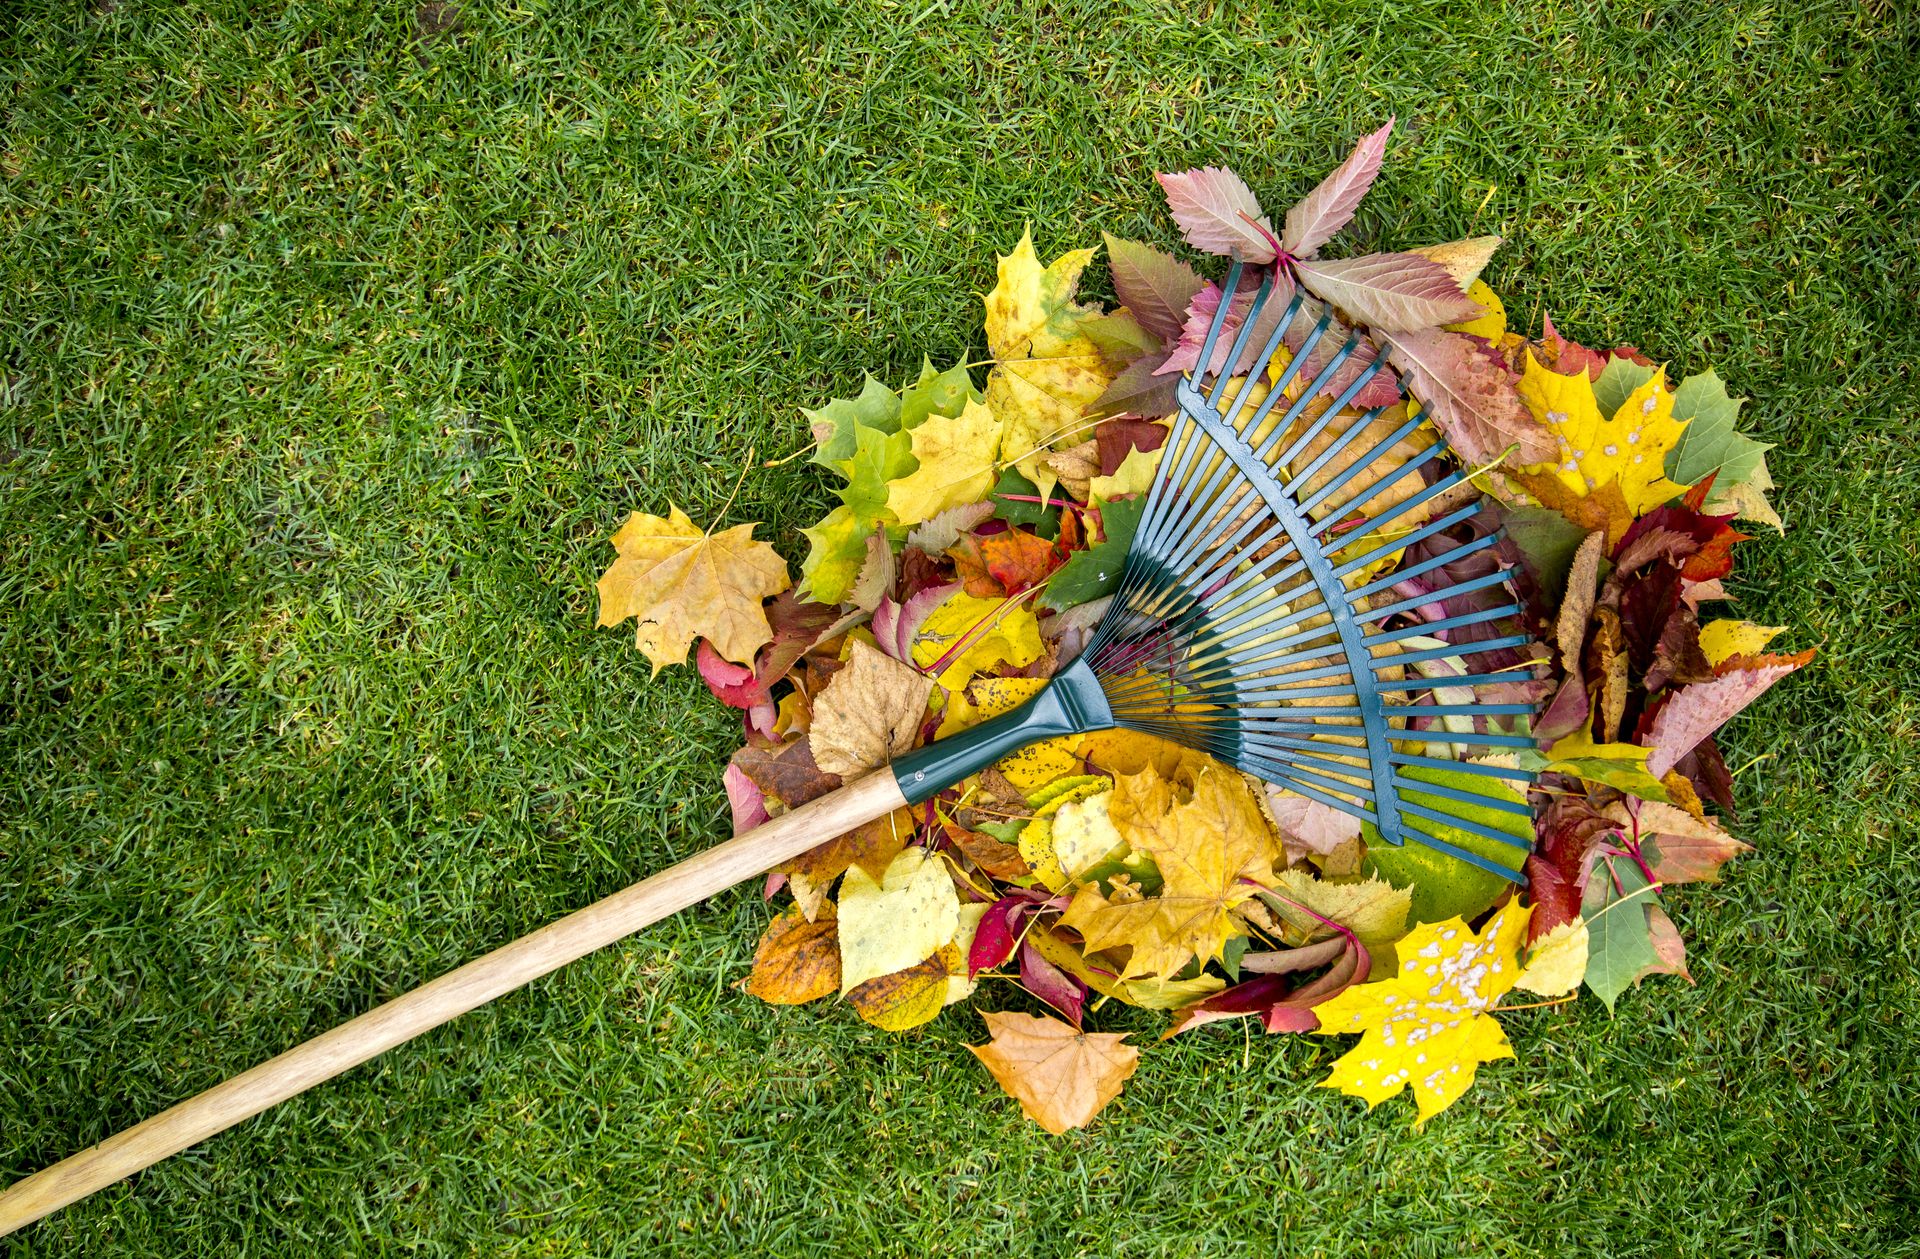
[1154,167,1278,263]
[1381,327,1559,466]
[1644,650,1815,777]
[1293,251,1484,332]
[1282,118,1394,258]
[1102,233,1205,344]
[1018,938,1089,1028]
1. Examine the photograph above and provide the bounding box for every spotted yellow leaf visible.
[1312,901,1530,1125]
[1518,352,1690,516]
[911,593,1045,689]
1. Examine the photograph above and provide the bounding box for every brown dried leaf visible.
[744,904,840,1005]
[809,640,935,777]
[967,1010,1140,1134]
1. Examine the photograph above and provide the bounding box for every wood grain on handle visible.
[0,768,909,1237]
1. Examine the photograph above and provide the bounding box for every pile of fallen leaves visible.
[596,120,1808,1132]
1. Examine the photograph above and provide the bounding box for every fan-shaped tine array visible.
[1081,261,1539,882]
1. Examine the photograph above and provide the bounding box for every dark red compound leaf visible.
[1018,938,1089,1029]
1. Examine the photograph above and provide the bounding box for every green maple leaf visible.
[1592,355,1659,419]
[1040,494,1145,611]
[898,357,981,431]
[841,421,916,520]
[1664,367,1779,528]
[804,375,902,471]
[1581,852,1664,1011]
[989,466,1060,539]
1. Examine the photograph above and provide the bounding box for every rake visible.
[0,260,1538,1233]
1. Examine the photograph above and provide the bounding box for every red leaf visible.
[1018,938,1089,1028]
[1382,327,1558,466]
[1095,417,1169,476]
[1293,251,1483,332]
[1644,649,1815,777]
[1539,312,1609,379]
[1282,119,1394,258]
[1102,233,1205,344]
[1154,167,1277,263]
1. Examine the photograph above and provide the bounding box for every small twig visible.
[1492,995,1575,1014]
[707,444,755,534]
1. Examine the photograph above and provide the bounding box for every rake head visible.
[1071,261,1540,883]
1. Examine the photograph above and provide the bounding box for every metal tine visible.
[1398,825,1529,881]
[1220,291,1308,426]
[1392,773,1534,820]
[1374,636,1532,671]
[1363,605,1522,646]
[1389,751,1534,783]
[1347,532,1503,603]
[1357,570,1516,625]
[1282,402,1416,508]
[1191,259,1245,401]
[1331,501,1485,580]
[1308,449,1453,542]
[1208,272,1276,414]
[1397,800,1534,851]
[1376,673,1530,693]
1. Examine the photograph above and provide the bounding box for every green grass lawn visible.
[3,1,1917,1253]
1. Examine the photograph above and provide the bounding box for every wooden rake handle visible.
[0,769,908,1236]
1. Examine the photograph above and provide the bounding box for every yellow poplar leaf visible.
[744,903,840,1005]
[836,846,960,994]
[1698,619,1786,667]
[1515,920,1589,998]
[1444,280,1506,341]
[1061,762,1281,981]
[1313,901,1530,1126]
[1268,868,1412,950]
[910,593,1045,689]
[1086,444,1160,508]
[809,640,935,778]
[884,399,1007,526]
[1076,726,1214,788]
[967,1010,1140,1135]
[1518,353,1690,516]
[984,230,1117,500]
[847,945,955,1031]
[595,506,791,674]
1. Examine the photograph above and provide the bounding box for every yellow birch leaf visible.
[836,846,960,994]
[596,506,791,673]
[1698,619,1786,667]
[946,904,990,1005]
[984,230,1117,501]
[743,903,840,1006]
[1313,901,1530,1125]
[1443,280,1505,341]
[884,399,1007,526]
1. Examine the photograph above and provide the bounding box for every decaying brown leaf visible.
[808,640,935,777]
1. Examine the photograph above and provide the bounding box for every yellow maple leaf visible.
[910,593,1045,689]
[1086,444,1159,508]
[1517,352,1690,515]
[884,398,1008,526]
[596,505,791,674]
[1312,901,1531,1125]
[983,230,1118,501]
[1060,761,1280,981]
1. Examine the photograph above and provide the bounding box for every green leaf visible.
[1581,852,1664,1011]
[1361,764,1530,926]
[1081,310,1161,362]
[800,505,876,605]
[898,357,982,431]
[975,818,1029,846]
[840,421,916,519]
[1665,366,1772,496]
[1592,355,1659,420]
[1502,505,1590,607]
[989,466,1060,539]
[804,376,902,470]
[1041,494,1146,611]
